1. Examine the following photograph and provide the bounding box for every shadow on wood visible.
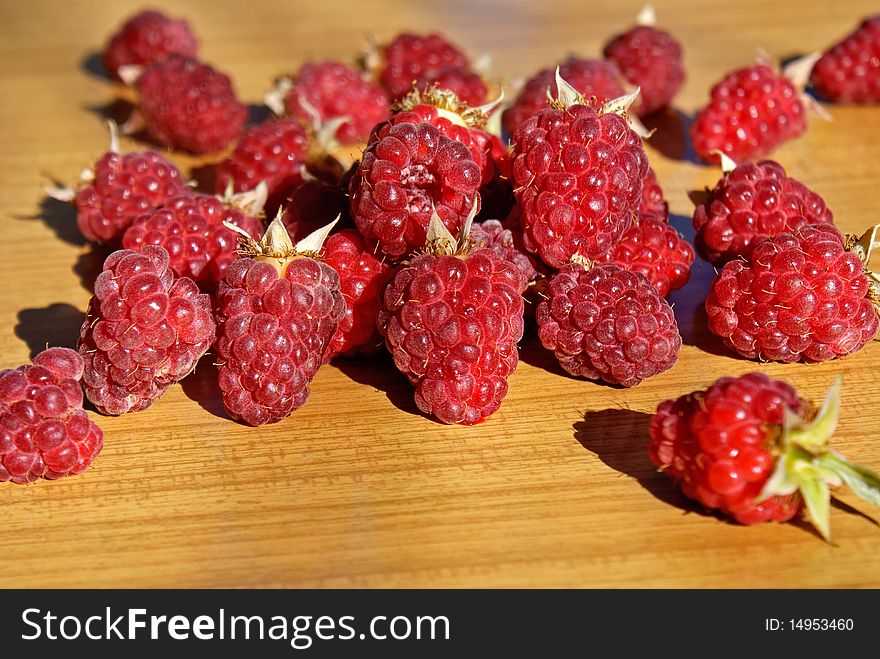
[17,196,87,247]
[333,351,427,419]
[644,107,701,165]
[73,244,111,292]
[15,303,86,358]
[179,354,230,421]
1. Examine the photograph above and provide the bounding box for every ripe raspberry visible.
[122,192,264,290]
[281,179,351,242]
[214,119,309,214]
[536,262,681,386]
[368,32,470,101]
[639,166,668,218]
[430,67,489,105]
[0,348,103,483]
[693,158,834,264]
[691,62,807,163]
[706,223,879,362]
[600,213,694,297]
[470,219,538,289]
[103,9,198,81]
[321,230,393,360]
[349,120,482,259]
[501,58,625,137]
[602,10,685,116]
[270,61,390,144]
[136,55,246,154]
[214,218,345,426]
[378,214,526,425]
[78,246,216,415]
[649,373,880,539]
[812,16,880,103]
[510,76,649,268]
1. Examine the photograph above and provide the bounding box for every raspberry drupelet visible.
[470,219,538,290]
[214,216,345,426]
[510,72,649,269]
[649,373,880,540]
[379,211,526,425]
[78,246,216,415]
[349,119,482,260]
[706,223,880,362]
[103,9,198,81]
[135,54,246,154]
[812,15,880,103]
[0,348,103,484]
[536,262,681,386]
[692,156,834,264]
[639,166,668,218]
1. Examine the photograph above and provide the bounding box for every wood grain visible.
[1,0,879,588]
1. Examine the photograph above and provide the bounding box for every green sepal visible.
[819,451,880,508]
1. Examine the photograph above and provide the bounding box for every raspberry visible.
[600,213,694,297]
[321,230,394,360]
[501,58,625,137]
[536,262,681,386]
[102,9,198,81]
[649,373,880,539]
[470,219,538,289]
[0,348,103,483]
[706,223,879,362]
[78,246,216,414]
[349,120,482,259]
[510,76,649,268]
[691,62,807,163]
[430,67,489,106]
[812,16,880,103]
[378,214,526,425]
[602,11,685,116]
[136,55,246,154]
[122,192,264,290]
[281,179,351,242]
[214,119,310,214]
[272,61,390,144]
[368,32,470,101]
[693,159,834,264]
[214,218,345,426]
[639,166,668,218]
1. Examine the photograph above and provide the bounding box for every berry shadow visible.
[666,214,729,358]
[80,51,109,81]
[84,98,137,129]
[644,107,701,165]
[179,355,231,421]
[15,195,87,247]
[332,351,427,420]
[516,333,594,382]
[189,162,217,194]
[15,303,86,359]
[246,104,272,127]
[74,244,111,293]
[573,408,706,513]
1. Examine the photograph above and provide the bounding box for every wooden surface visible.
[1,0,880,588]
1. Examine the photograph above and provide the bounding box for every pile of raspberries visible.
[6,7,880,540]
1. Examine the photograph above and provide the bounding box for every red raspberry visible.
[0,348,103,483]
[812,16,880,103]
[706,223,879,362]
[691,63,807,163]
[429,67,489,105]
[282,179,351,242]
[122,192,264,290]
[275,61,390,144]
[537,263,680,386]
[349,121,482,259]
[214,218,345,426]
[321,230,394,360]
[501,59,625,136]
[649,373,880,539]
[600,214,694,297]
[602,22,685,116]
[639,166,668,217]
[510,80,649,269]
[136,55,246,154]
[378,218,526,425]
[214,119,309,214]
[470,219,538,289]
[693,159,833,264]
[369,32,470,101]
[78,246,216,415]
[102,9,198,82]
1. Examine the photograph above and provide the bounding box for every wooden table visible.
[1,0,879,588]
